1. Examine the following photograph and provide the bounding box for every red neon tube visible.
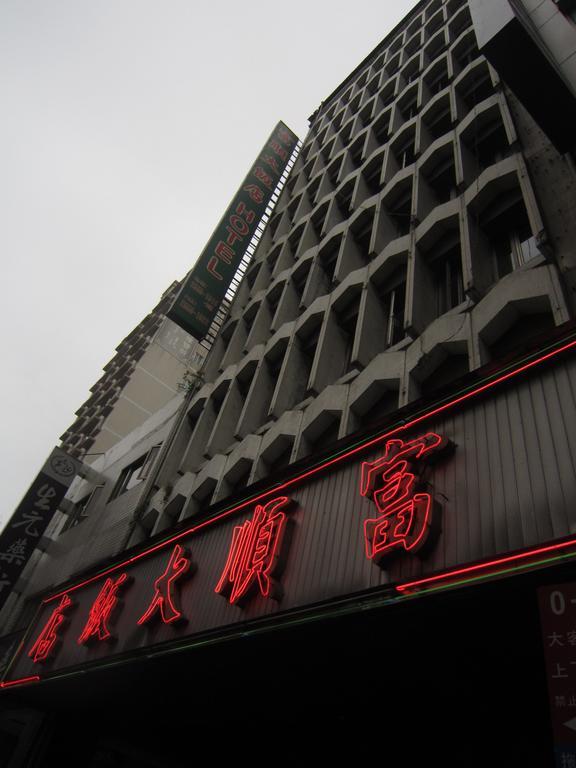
[0,676,40,689]
[396,537,576,593]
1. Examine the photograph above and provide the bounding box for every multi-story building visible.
[59,281,208,461]
[2,1,576,765]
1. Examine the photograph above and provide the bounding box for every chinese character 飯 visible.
[78,573,129,644]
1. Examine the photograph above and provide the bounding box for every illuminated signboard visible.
[4,339,576,689]
[167,121,299,341]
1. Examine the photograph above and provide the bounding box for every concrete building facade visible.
[2,1,576,765]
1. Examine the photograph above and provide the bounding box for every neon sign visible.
[215,497,293,605]
[6,338,575,689]
[360,433,451,563]
[28,594,73,663]
[137,544,193,626]
[78,573,130,644]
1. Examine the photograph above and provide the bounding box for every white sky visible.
[0,0,417,532]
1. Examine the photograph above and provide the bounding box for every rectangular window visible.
[484,197,540,281]
[377,269,407,347]
[493,228,539,280]
[384,281,407,347]
[109,446,160,502]
[432,246,464,316]
[337,296,361,373]
[61,492,94,532]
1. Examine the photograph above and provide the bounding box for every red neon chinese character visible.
[268,140,288,162]
[28,594,73,663]
[235,200,255,225]
[243,184,264,204]
[261,153,280,173]
[138,544,192,626]
[277,127,294,146]
[78,573,129,645]
[215,497,292,605]
[360,433,448,563]
[253,167,274,190]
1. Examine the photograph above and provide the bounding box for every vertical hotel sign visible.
[167,121,299,341]
[0,448,81,613]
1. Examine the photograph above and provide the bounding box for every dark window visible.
[388,188,413,237]
[337,296,361,373]
[468,119,510,170]
[320,238,341,283]
[395,136,416,169]
[300,324,321,385]
[431,244,464,316]
[373,112,390,145]
[227,465,251,496]
[267,285,283,322]
[246,264,261,292]
[421,354,469,396]
[308,417,341,455]
[355,390,399,429]
[139,445,161,481]
[461,70,494,108]
[455,38,479,68]
[490,312,555,361]
[426,103,452,139]
[351,213,374,261]
[335,181,355,218]
[426,156,457,203]
[364,159,383,196]
[266,247,281,276]
[293,264,310,299]
[401,98,418,121]
[350,136,365,167]
[429,70,449,95]
[109,455,147,501]
[266,443,293,475]
[378,274,407,347]
[487,200,539,280]
[62,493,93,532]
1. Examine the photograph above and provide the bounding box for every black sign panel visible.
[167,121,299,340]
[0,448,80,612]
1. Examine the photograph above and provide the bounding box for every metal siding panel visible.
[463,405,483,562]
[529,372,568,539]
[503,387,533,549]
[11,352,576,684]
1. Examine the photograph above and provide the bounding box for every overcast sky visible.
[0,0,417,532]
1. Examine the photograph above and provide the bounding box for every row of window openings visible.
[307,86,462,172]
[269,164,488,297]
[335,10,468,98]
[312,30,477,146]
[312,67,459,160]
[294,99,493,218]
[253,206,536,338]
[286,123,507,244]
